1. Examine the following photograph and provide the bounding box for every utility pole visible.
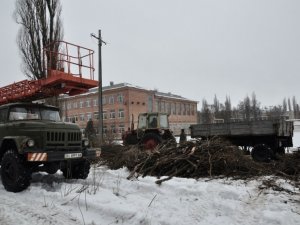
[91,30,106,144]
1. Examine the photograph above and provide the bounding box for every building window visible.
[187,104,191,115]
[109,96,114,104]
[177,103,181,115]
[191,105,195,115]
[182,104,185,115]
[80,114,85,121]
[110,110,115,119]
[119,124,125,133]
[67,103,72,110]
[73,102,78,109]
[103,111,108,120]
[87,113,92,121]
[148,96,153,112]
[171,103,176,115]
[86,99,91,108]
[103,126,107,134]
[117,93,124,103]
[70,116,76,123]
[111,125,116,133]
[94,112,99,120]
[80,101,84,108]
[166,102,171,114]
[155,101,159,112]
[93,99,98,107]
[161,102,165,113]
[103,96,107,105]
[119,109,124,118]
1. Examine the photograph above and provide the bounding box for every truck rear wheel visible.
[72,160,90,179]
[62,160,90,179]
[1,150,31,192]
[141,133,162,150]
[251,144,273,163]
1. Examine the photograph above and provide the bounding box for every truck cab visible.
[0,102,100,192]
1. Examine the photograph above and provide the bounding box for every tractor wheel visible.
[251,144,273,163]
[1,150,31,192]
[124,133,139,145]
[141,133,162,150]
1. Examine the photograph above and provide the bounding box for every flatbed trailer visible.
[190,120,294,162]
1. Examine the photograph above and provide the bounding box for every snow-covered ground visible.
[0,132,300,225]
[0,167,299,225]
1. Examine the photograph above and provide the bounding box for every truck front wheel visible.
[1,150,31,192]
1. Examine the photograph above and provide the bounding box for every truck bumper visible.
[25,148,101,162]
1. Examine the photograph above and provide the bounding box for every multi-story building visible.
[59,82,198,138]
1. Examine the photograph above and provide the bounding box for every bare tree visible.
[292,96,298,119]
[266,105,283,119]
[282,98,287,113]
[288,97,292,112]
[213,94,220,118]
[251,92,261,120]
[14,0,63,80]
[224,96,232,122]
[201,99,212,124]
[238,96,251,121]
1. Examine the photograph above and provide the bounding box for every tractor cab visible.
[123,112,176,150]
[137,113,169,130]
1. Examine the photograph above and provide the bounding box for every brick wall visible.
[60,83,198,138]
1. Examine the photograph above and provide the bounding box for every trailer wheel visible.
[276,147,285,155]
[141,133,162,150]
[251,144,273,163]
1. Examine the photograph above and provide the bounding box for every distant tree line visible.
[200,93,300,124]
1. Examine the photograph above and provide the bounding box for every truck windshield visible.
[9,106,61,122]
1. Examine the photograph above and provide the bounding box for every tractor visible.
[122,112,176,150]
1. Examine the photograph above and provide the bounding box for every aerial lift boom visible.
[0,41,98,105]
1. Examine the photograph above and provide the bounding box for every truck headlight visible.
[27,139,35,147]
[83,139,89,147]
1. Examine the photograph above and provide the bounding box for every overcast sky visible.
[1,0,300,108]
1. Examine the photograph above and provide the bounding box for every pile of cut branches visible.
[99,138,300,184]
[99,144,147,170]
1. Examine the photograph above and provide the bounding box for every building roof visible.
[60,82,197,102]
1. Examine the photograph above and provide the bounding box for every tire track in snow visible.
[0,193,81,225]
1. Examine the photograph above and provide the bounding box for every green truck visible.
[0,102,101,192]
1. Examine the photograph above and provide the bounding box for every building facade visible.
[59,82,198,138]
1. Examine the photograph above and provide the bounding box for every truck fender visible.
[0,136,30,154]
